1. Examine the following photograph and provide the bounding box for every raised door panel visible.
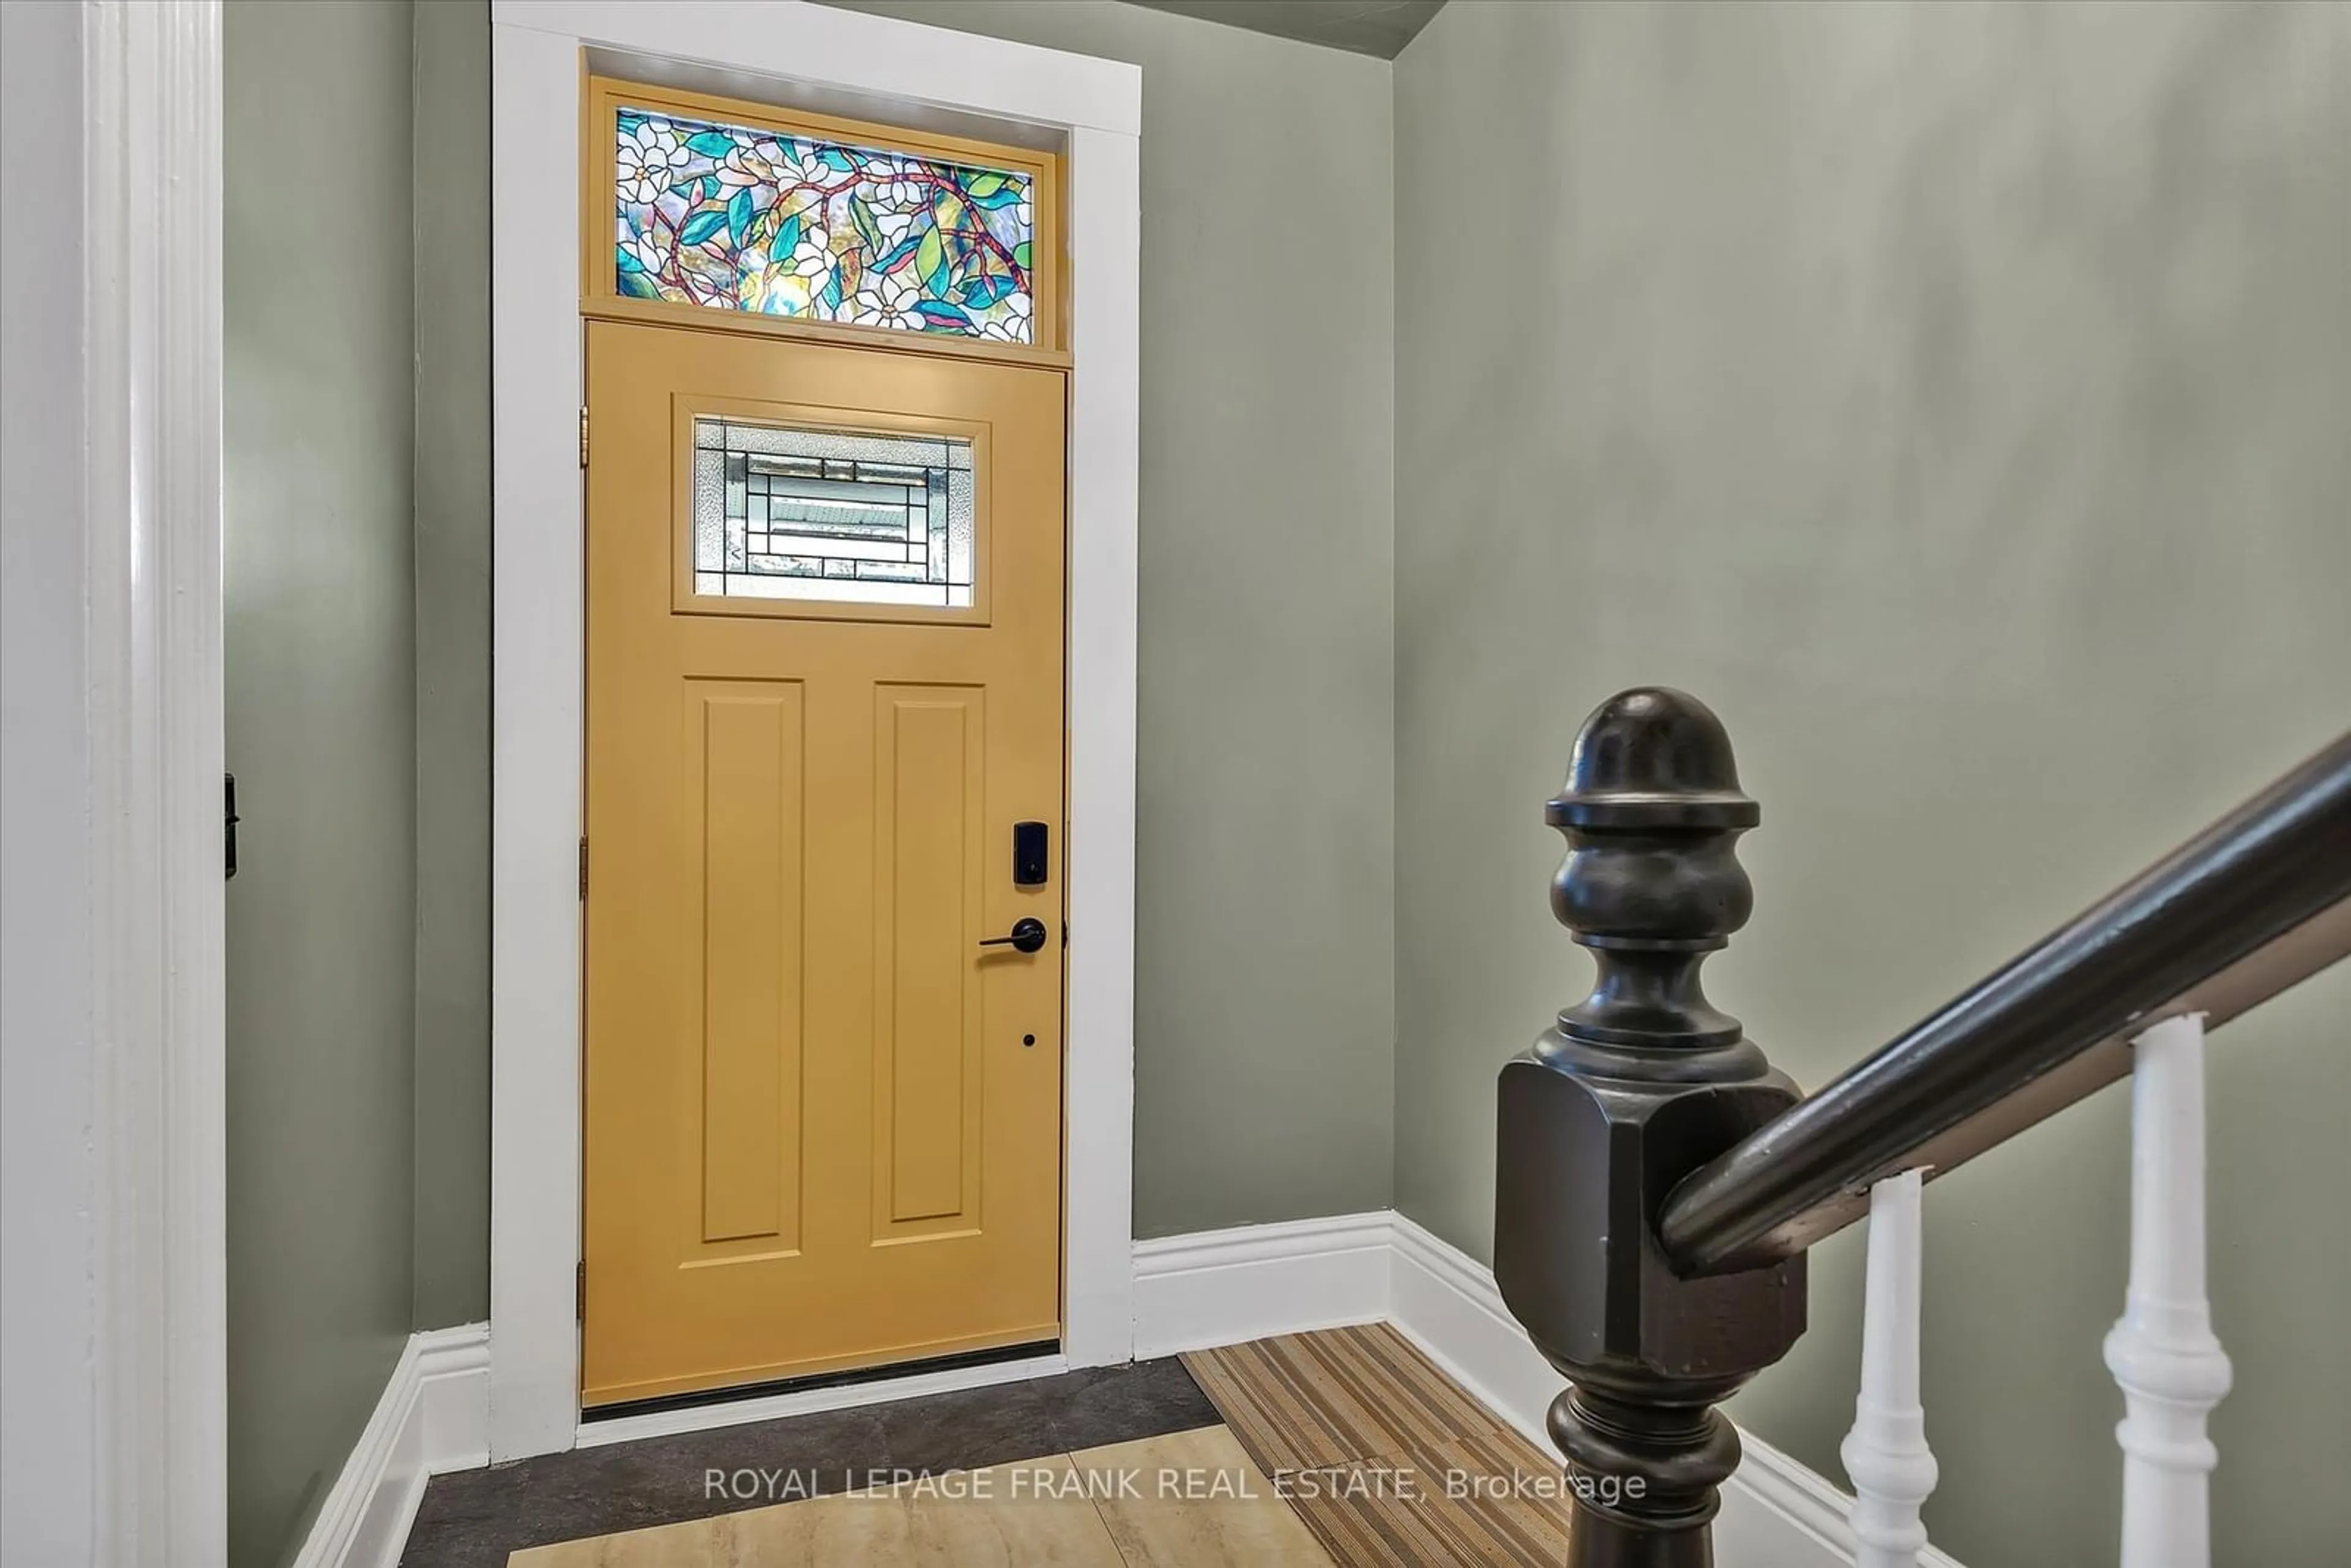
[689,681,805,1253]
[871,685,987,1241]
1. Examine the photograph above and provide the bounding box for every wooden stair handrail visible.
[1655,728,2351,1280]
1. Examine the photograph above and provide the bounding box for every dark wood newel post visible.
[1495,688,1808,1566]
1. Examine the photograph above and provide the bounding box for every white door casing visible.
[488,0,1142,1458]
[8,1,231,1559]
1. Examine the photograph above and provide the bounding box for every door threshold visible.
[576,1339,1066,1447]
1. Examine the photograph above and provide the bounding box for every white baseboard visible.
[1131,1212,1393,1358]
[1385,1214,1560,1443]
[291,1323,490,1568]
[1141,1211,1963,1568]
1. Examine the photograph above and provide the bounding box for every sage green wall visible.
[412,0,494,1330]
[817,1,1400,1237]
[225,2,419,1562]
[1393,3,2351,1564]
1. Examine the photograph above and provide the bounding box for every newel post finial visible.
[1545,686,1760,1059]
[1496,688,1807,1567]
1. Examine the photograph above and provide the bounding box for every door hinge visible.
[579,405,590,468]
[578,837,588,900]
[576,1259,586,1321]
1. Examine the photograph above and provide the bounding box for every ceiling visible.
[1123,0,1447,59]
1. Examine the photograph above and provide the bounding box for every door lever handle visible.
[978,917,1049,955]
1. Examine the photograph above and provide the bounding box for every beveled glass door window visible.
[691,416,976,610]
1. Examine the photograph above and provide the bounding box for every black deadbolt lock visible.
[1013,820,1049,887]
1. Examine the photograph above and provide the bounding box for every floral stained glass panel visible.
[616,107,1035,343]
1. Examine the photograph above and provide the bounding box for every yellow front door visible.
[582,320,1067,1408]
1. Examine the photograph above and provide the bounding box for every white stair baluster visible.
[2104,1011,2232,1568]
[1841,1167,1938,1568]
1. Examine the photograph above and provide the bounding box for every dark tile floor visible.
[400,1357,1221,1568]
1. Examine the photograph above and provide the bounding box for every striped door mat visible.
[1182,1324,1574,1566]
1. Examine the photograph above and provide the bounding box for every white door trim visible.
[487,1,1143,1460]
[82,0,230,1555]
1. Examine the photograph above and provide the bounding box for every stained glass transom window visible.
[692,417,975,609]
[617,106,1036,343]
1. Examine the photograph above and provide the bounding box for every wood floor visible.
[509,1425,1332,1566]
[447,1326,1573,1567]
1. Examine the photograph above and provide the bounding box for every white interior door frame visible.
[15,1,230,1559]
[488,1,1142,1460]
